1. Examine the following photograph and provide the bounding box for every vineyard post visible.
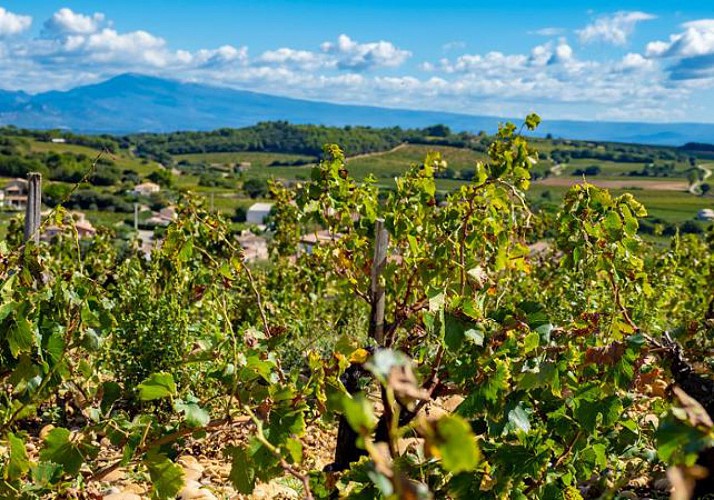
[330,218,390,469]
[24,172,41,244]
[370,218,388,345]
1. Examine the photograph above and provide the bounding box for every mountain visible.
[0,73,713,146]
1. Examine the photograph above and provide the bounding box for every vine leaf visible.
[422,414,481,474]
[6,432,29,481]
[145,450,185,499]
[228,446,256,494]
[39,428,94,476]
[174,399,210,428]
[137,372,177,401]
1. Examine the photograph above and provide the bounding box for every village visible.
[2,177,339,258]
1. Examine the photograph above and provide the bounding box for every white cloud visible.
[0,7,704,122]
[577,11,655,45]
[44,8,105,36]
[321,34,411,71]
[529,27,565,37]
[0,7,32,37]
[646,20,714,58]
[258,47,328,70]
[645,20,714,81]
[442,41,466,52]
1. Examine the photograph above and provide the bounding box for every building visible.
[3,179,28,211]
[697,208,714,221]
[43,212,96,240]
[299,230,341,255]
[246,202,274,225]
[145,206,178,227]
[237,230,268,262]
[50,138,66,144]
[132,182,161,196]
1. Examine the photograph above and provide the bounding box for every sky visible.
[1,1,714,123]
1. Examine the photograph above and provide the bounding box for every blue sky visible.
[1,1,714,122]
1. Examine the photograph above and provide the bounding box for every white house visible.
[50,138,66,144]
[3,179,28,211]
[697,208,714,221]
[246,202,273,225]
[132,182,161,196]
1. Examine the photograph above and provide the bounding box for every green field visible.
[2,137,712,233]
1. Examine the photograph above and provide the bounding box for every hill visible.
[1,74,714,145]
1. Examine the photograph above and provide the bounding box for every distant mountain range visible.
[0,73,713,146]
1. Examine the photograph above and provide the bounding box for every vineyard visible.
[0,116,713,499]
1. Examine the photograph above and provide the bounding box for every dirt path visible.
[345,142,408,161]
[689,163,713,195]
[535,177,689,191]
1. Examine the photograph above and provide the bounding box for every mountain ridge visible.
[0,74,712,146]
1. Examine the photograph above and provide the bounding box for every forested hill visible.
[2,74,714,145]
[3,122,710,169]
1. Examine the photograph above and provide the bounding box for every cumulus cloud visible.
[645,20,714,81]
[0,6,702,122]
[321,34,411,71]
[0,7,32,37]
[577,11,655,45]
[43,8,105,36]
[257,47,327,70]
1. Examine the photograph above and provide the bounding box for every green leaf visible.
[145,450,185,499]
[137,372,177,401]
[229,446,256,494]
[5,432,30,481]
[30,461,62,486]
[285,438,303,465]
[505,402,532,434]
[174,399,210,428]
[444,313,469,351]
[101,381,122,415]
[523,331,539,353]
[39,428,86,476]
[432,415,481,473]
[342,393,376,436]
[8,313,35,358]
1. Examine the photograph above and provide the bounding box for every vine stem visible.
[88,416,243,482]
[246,408,314,500]
[242,258,271,338]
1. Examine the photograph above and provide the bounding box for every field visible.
[1,134,712,240]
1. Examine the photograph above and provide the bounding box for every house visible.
[50,138,66,144]
[132,182,161,196]
[246,202,274,225]
[237,230,268,262]
[145,206,177,227]
[3,179,28,211]
[697,208,714,221]
[43,212,96,240]
[299,230,341,255]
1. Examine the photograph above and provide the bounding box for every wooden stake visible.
[369,218,388,345]
[24,172,41,244]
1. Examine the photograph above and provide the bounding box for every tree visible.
[243,178,267,199]
[147,169,174,188]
